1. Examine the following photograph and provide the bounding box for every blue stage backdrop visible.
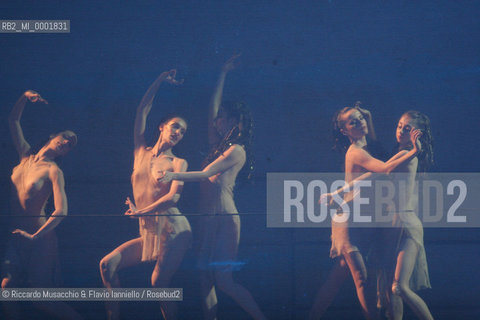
[1,1,479,319]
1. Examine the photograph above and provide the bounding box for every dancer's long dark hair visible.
[203,101,254,181]
[395,110,434,172]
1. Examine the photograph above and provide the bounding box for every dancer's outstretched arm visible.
[351,129,421,174]
[320,135,422,204]
[161,144,244,182]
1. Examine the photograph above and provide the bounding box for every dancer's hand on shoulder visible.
[24,90,48,104]
[158,170,174,183]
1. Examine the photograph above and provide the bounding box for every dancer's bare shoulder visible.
[345,145,369,165]
[48,162,64,182]
[224,144,246,162]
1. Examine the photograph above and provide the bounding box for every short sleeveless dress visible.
[133,148,191,262]
[392,211,431,290]
[330,188,378,259]
[197,179,241,270]
[138,207,190,262]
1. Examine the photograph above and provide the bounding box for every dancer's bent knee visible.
[100,252,121,283]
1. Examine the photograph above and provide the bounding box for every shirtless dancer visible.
[1,90,81,320]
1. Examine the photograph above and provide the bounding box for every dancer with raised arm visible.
[161,54,266,320]
[323,105,421,319]
[99,70,191,320]
[1,90,81,320]
[382,111,434,320]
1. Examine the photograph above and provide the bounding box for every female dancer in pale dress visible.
[1,90,81,319]
[309,103,378,319]
[321,105,421,319]
[382,111,434,320]
[99,70,192,320]
[161,54,266,320]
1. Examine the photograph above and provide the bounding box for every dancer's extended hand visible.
[318,193,333,206]
[125,196,139,217]
[222,52,241,73]
[12,229,35,240]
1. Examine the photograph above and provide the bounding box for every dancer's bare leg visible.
[343,251,378,320]
[308,258,349,320]
[386,292,403,320]
[213,215,266,320]
[379,267,403,320]
[28,235,82,320]
[391,239,433,320]
[2,235,82,320]
[99,237,143,320]
[1,276,21,319]
[200,270,217,320]
[198,216,219,320]
[379,227,403,320]
[151,231,192,320]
